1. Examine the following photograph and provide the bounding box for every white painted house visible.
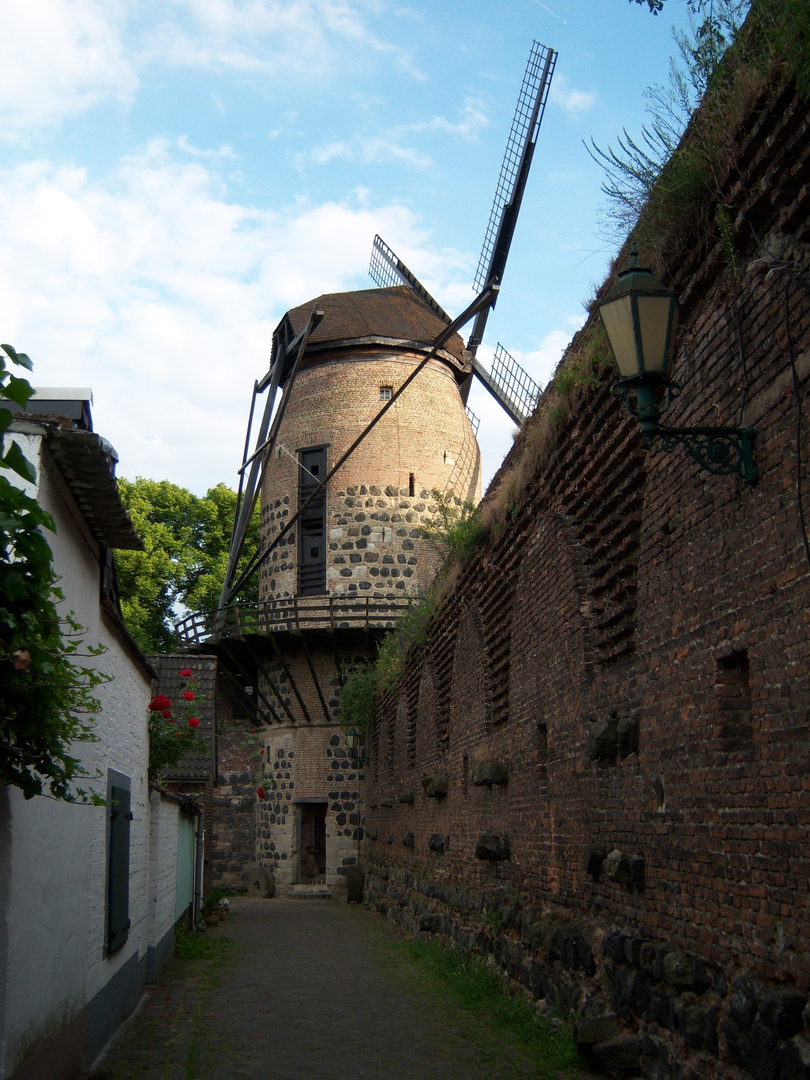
[0,395,201,1080]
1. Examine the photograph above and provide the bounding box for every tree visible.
[629,0,713,11]
[116,478,261,653]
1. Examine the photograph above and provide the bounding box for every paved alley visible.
[91,897,584,1080]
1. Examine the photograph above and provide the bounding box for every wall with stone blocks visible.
[259,351,480,600]
[210,694,260,892]
[364,73,810,1080]
[256,724,364,889]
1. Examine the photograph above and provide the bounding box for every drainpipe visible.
[193,807,204,923]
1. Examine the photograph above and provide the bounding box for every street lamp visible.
[345,727,369,767]
[597,243,757,484]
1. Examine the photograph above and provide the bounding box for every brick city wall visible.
[364,74,810,1080]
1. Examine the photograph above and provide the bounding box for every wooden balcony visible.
[175,593,412,646]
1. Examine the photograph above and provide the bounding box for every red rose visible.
[188,717,199,729]
[179,669,192,677]
[257,787,265,799]
[183,691,194,701]
[259,749,264,755]
[149,695,171,712]
[162,710,172,719]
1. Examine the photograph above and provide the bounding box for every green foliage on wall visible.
[337,662,380,736]
[591,0,810,260]
[419,490,488,564]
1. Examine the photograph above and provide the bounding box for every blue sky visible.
[0,0,694,495]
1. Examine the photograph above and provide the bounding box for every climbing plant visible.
[147,667,209,785]
[419,490,487,564]
[0,344,107,802]
[592,1,810,253]
[337,662,380,736]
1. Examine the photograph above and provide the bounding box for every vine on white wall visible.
[0,344,107,803]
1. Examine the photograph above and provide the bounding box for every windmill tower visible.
[258,287,480,604]
[177,40,557,894]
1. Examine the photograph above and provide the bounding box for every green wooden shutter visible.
[107,784,131,952]
[298,447,327,595]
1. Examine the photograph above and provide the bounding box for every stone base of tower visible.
[257,723,365,891]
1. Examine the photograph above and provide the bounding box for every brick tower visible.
[249,285,480,891]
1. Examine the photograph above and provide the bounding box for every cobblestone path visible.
[92,897,593,1080]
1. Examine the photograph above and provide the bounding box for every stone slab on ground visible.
[92,897,598,1080]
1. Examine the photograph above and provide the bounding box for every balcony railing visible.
[175,593,413,647]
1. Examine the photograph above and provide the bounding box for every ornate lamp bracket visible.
[610,381,758,485]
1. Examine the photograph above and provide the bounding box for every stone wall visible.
[364,72,810,1080]
[210,693,258,892]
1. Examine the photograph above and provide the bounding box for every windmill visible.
[369,40,557,428]
[203,39,557,620]
[175,39,558,895]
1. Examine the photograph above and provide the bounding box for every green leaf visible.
[2,441,37,484]
[1,345,33,371]
[4,375,34,409]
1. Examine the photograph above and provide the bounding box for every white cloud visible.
[177,135,238,160]
[311,141,354,165]
[0,0,137,139]
[0,144,457,494]
[550,75,596,115]
[308,94,489,171]
[141,0,423,82]
[358,138,433,168]
[0,1,425,138]
[411,96,491,141]
[306,134,433,170]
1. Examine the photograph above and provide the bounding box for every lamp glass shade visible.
[638,294,678,377]
[597,245,679,382]
[599,294,638,379]
[346,727,359,752]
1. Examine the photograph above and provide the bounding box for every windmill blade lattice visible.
[473,41,556,294]
[366,41,555,430]
[369,234,452,325]
[490,343,542,423]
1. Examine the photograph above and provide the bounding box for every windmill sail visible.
[369,235,453,325]
[467,40,556,354]
[471,343,542,426]
[366,40,555,429]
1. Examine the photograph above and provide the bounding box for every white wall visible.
[148,792,182,957]
[0,432,162,1079]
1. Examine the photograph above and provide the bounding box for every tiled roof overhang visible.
[44,427,144,551]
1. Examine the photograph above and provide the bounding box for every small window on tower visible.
[380,386,393,401]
